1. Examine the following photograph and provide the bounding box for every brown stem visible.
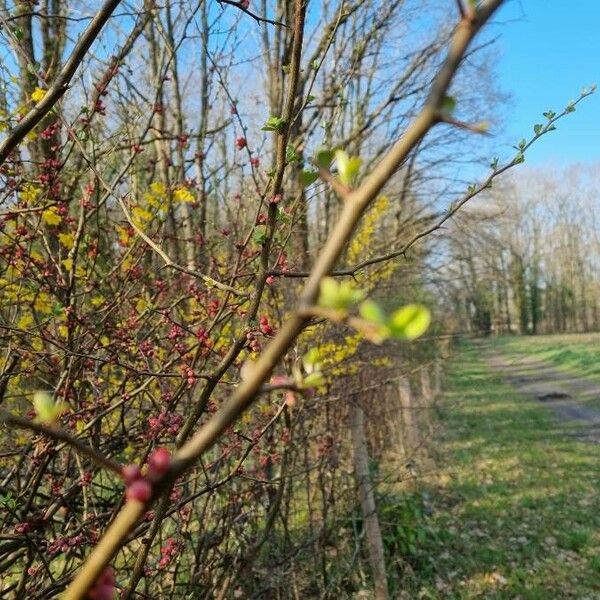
[0,0,123,165]
[0,409,122,475]
[63,2,503,596]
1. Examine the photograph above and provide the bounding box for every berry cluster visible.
[47,533,86,555]
[123,448,171,503]
[158,537,181,569]
[148,410,183,438]
[259,315,274,336]
[87,566,115,600]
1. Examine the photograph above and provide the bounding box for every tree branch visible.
[63,2,504,596]
[0,0,123,165]
[0,409,122,475]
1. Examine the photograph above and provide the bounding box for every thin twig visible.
[0,409,122,475]
[63,2,504,596]
[217,0,289,28]
[0,0,123,165]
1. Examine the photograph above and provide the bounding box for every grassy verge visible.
[494,332,600,381]
[402,341,600,599]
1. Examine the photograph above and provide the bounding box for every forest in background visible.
[441,165,600,336]
[0,1,595,598]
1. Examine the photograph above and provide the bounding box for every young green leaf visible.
[302,348,322,373]
[387,304,431,340]
[318,277,365,310]
[286,145,302,163]
[33,391,64,425]
[299,170,319,187]
[359,300,386,324]
[301,372,326,389]
[261,116,286,132]
[334,150,361,186]
[252,226,268,245]
[315,148,335,169]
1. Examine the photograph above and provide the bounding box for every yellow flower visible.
[116,225,131,246]
[348,195,389,263]
[121,255,133,272]
[17,313,34,329]
[132,205,152,227]
[174,186,195,203]
[58,232,75,249]
[144,191,161,208]
[21,183,41,205]
[34,292,53,314]
[150,181,166,196]
[62,258,73,271]
[31,87,47,103]
[42,207,62,226]
[135,297,148,314]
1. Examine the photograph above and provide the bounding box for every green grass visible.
[404,340,600,599]
[494,332,600,381]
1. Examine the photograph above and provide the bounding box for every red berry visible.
[259,316,274,336]
[88,583,115,600]
[97,567,115,586]
[235,137,247,150]
[147,447,171,481]
[285,391,297,407]
[87,567,115,600]
[126,479,152,503]
[121,464,142,485]
[15,522,29,534]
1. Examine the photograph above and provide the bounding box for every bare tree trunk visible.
[165,1,197,271]
[433,360,442,397]
[386,384,406,456]
[349,402,390,600]
[195,0,210,269]
[398,376,419,454]
[420,366,434,438]
[420,367,432,405]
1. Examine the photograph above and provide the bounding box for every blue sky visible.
[492,0,600,165]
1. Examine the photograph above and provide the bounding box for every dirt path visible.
[483,348,600,443]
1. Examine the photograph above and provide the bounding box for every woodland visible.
[0,1,597,599]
